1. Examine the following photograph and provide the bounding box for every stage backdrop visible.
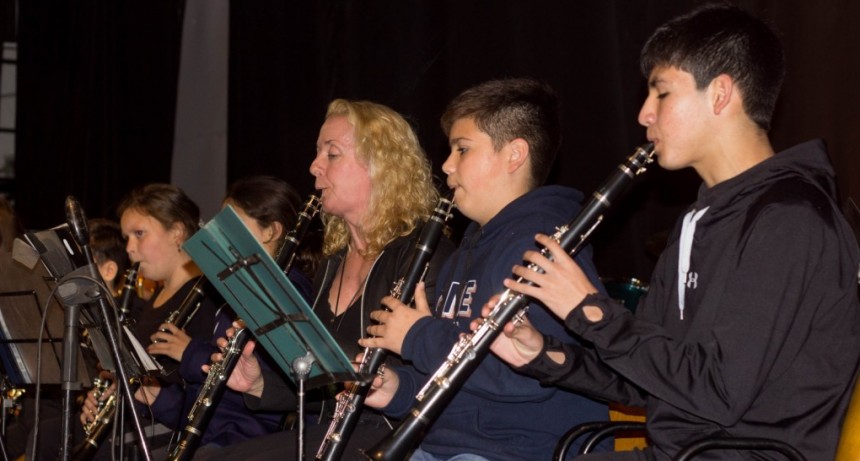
[14,0,860,283]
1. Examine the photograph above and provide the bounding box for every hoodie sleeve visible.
[559,192,853,426]
[141,382,184,430]
[178,303,233,384]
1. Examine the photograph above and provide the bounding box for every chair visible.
[556,369,860,460]
[835,373,860,461]
[673,437,805,461]
[555,421,805,461]
[554,421,646,461]
[557,389,860,461]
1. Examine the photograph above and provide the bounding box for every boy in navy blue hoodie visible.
[361,78,608,461]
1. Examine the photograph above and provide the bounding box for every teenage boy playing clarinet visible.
[361,77,608,461]
[481,5,860,460]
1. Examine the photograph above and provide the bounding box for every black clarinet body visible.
[117,262,140,322]
[167,194,322,461]
[316,194,455,461]
[167,326,251,461]
[160,278,207,333]
[276,194,322,273]
[70,379,116,461]
[363,143,656,461]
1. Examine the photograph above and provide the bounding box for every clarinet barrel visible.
[117,262,140,322]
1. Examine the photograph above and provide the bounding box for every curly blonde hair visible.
[321,99,438,258]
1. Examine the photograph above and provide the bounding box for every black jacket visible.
[524,140,860,460]
[250,224,455,412]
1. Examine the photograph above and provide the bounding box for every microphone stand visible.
[59,298,82,461]
[60,197,152,461]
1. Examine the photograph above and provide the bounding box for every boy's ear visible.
[710,73,735,116]
[506,138,530,173]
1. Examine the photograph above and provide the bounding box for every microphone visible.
[65,196,91,252]
[58,196,100,461]
[57,196,104,304]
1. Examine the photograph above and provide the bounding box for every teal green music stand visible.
[183,206,357,390]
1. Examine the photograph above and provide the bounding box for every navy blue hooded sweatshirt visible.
[384,185,608,461]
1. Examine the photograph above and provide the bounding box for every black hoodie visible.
[523,139,860,460]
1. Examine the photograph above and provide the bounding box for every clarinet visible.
[70,378,117,461]
[70,275,209,461]
[165,325,251,461]
[363,142,656,461]
[166,194,322,461]
[316,194,455,461]
[276,194,322,271]
[117,262,140,322]
[69,264,151,461]
[158,277,207,338]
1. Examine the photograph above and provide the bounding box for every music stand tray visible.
[183,206,357,389]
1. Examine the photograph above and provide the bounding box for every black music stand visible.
[19,225,152,461]
[183,206,357,461]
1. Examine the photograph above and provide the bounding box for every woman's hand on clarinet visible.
[359,281,433,356]
[147,323,192,361]
[504,233,600,321]
[470,295,545,368]
[204,323,264,397]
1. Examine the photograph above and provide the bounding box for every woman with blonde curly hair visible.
[203,99,454,461]
[319,98,438,258]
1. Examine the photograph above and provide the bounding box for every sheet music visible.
[123,325,162,372]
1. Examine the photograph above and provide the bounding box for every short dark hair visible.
[640,3,785,131]
[89,218,131,281]
[441,78,561,189]
[117,183,201,240]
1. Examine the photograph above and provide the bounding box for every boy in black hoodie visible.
[483,5,860,461]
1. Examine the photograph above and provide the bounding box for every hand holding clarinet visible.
[471,232,601,368]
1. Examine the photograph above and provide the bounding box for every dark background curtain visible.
[13,0,860,284]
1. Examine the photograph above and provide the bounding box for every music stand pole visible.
[293,352,315,461]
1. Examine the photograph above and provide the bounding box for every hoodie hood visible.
[460,184,585,250]
[695,139,836,216]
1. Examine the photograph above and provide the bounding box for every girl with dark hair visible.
[74,184,279,460]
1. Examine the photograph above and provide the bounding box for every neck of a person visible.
[474,174,532,228]
[697,124,774,188]
[156,259,202,306]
